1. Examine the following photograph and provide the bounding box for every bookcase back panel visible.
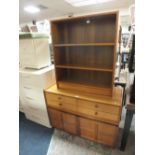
[51,11,119,96]
[52,15,116,44]
[56,68,112,88]
[55,46,114,69]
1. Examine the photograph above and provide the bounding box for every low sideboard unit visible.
[44,85,122,146]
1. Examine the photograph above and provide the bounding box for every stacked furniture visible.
[19,33,51,69]
[19,33,55,128]
[44,11,123,146]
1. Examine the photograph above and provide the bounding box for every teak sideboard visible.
[44,85,122,146]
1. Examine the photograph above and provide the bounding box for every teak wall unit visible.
[51,11,119,96]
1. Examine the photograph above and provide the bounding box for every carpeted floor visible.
[19,112,54,155]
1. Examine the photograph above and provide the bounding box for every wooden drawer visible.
[78,99,120,115]
[60,95,77,111]
[79,117,97,141]
[46,93,77,112]
[46,93,59,102]
[77,107,119,124]
[97,122,118,146]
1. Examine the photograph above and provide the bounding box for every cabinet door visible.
[79,117,97,141]
[48,108,63,129]
[62,113,78,135]
[97,122,118,146]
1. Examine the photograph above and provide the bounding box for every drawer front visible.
[77,106,119,124]
[46,93,59,102]
[20,74,44,88]
[78,99,120,115]
[79,117,97,141]
[23,102,48,117]
[59,95,77,111]
[46,93,77,112]
[20,87,44,102]
[97,122,118,146]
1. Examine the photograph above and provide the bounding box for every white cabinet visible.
[19,65,55,128]
[19,38,51,69]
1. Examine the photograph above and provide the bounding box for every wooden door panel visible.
[48,108,63,129]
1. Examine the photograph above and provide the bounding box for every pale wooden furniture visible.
[44,85,123,146]
[19,33,51,69]
[19,65,55,127]
[51,11,119,96]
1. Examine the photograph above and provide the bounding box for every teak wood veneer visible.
[44,84,123,146]
[46,11,122,147]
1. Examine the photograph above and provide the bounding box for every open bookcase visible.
[51,11,119,96]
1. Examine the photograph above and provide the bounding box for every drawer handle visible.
[24,86,32,89]
[95,112,98,115]
[23,76,30,78]
[95,104,98,108]
[26,97,34,100]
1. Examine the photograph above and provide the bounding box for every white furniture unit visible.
[19,65,55,128]
[19,33,51,69]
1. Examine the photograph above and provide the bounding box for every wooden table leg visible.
[120,109,134,151]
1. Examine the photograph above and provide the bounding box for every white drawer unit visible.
[19,65,55,128]
[19,33,51,69]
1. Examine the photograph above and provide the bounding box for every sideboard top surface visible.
[45,85,122,107]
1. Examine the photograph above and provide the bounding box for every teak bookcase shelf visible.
[51,11,119,96]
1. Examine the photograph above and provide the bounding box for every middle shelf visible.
[54,46,114,70]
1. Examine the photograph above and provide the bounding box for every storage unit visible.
[44,11,122,146]
[19,65,55,127]
[51,11,119,96]
[19,33,51,69]
[44,84,122,146]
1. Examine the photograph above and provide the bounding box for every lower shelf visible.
[58,81,112,96]
[48,108,118,147]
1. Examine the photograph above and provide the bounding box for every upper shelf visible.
[54,43,115,47]
[56,65,113,72]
